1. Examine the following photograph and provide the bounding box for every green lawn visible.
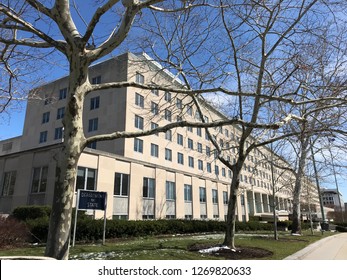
[0,231,336,260]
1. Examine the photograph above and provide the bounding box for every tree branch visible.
[85,118,281,146]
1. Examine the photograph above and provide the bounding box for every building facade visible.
[321,188,345,211]
[0,52,313,221]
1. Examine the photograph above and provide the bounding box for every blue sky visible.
[0,107,26,140]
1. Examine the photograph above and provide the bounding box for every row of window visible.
[39,127,63,143]
[39,115,99,143]
[0,167,229,206]
[0,167,48,196]
[42,96,100,126]
[135,138,232,175]
[112,172,228,204]
[44,76,101,104]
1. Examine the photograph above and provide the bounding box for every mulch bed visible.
[188,243,273,260]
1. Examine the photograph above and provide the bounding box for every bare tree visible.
[0,0,203,259]
[133,0,347,248]
[0,0,284,259]
[2,0,347,259]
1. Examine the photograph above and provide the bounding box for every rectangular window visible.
[151,143,159,157]
[87,141,97,149]
[197,127,202,137]
[165,91,171,101]
[205,132,209,141]
[177,134,183,145]
[135,115,144,130]
[187,105,193,116]
[2,142,12,152]
[57,107,65,120]
[54,127,63,140]
[165,130,172,141]
[176,98,182,109]
[198,159,203,170]
[59,88,67,100]
[151,102,159,115]
[219,139,224,147]
[134,138,143,153]
[165,148,172,161]
[88,118,98,132]
[136,73,144,84]
[42,112,50,124]
[76,167,96,191]
[215,165,219,175]
[222,168,226,177]
[195,111,201,120]
[206,146,211,157]
[212,189,218,204]
[151,122,159,136]
[223,191,228,205]
[188,156,194,168]
[1,171,16,196]
[143,177,155,198]
[92,75,101,84]
[114,173,129,196]
[164,109,172,122]
[166,181,175,200]
[207,163,212,173]
[151,88,158,96]
[184,184,192,202]
[142,215,155,220]
[90,96,100,110]
[197,143,203,153]
[31,166,48,193]
[135,93,144,108]
[177,152,184,164]
[187,126,193,132]
[188,138,193,149]
[199,187,206,203]
[39,131,48,143]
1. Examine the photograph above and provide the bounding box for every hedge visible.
[25,218,297,243]
[11,206,314,243]
[11,205,51,221]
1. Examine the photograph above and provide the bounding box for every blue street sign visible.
[78,190,107,210]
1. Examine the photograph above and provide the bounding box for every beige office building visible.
[0,52,305,221]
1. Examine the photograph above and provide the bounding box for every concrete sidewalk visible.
[284,232,347,260]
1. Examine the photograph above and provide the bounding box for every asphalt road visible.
[284,232,347,260]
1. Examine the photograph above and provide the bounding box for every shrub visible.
[26,216,50,243]
[12,205,51,221]
[0,216,30,248]
[336,225,347,232]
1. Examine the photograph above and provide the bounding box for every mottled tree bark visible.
[291,136,309,235]
[45,54,89,259]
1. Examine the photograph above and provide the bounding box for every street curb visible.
[283,233,341,260]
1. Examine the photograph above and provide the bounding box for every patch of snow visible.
[199,245,230,254]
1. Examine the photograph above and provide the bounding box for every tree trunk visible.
[291,138,309,234]
[45,53,89,259]
[223,163,243,249]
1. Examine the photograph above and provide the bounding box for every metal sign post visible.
[72,189,107,247]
